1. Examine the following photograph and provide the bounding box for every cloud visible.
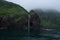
[6,0,60,11]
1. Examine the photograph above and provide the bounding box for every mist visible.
[6,0,60,12]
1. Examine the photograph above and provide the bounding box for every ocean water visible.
[0,29,60,40]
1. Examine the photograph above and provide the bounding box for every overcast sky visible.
[6,0,60,12]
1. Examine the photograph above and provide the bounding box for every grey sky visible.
[6,0,60,12]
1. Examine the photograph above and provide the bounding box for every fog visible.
[6,0,60,12]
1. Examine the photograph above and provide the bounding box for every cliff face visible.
[29,10,42,34]
[0,0,28,30]
[0,0,41,35]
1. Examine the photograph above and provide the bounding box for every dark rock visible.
[30,10,42,35]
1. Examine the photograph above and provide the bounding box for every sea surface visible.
[0,28,60,40]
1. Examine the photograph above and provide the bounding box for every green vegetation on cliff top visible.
[0,0,28,15]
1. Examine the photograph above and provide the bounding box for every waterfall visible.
[28,13,30,36]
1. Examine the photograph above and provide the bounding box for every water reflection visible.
[21,28,60,40]
[0,28,60,40]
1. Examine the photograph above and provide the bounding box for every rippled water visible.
[21,29,60,40]
[0,29,60,40]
